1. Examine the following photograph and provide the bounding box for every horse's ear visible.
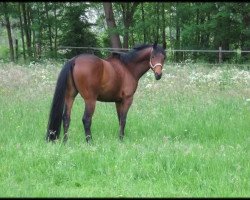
[153,41,157,49]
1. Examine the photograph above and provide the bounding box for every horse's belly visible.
[97,89,122,102]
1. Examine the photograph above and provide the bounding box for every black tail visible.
[46,59,75,141]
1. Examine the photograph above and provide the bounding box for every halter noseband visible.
[149,48,163,70]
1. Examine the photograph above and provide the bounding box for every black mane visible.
[112,44,165,64]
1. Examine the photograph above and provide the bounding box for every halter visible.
[149,48,163,70]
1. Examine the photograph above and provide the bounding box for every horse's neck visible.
[127,48,151,80]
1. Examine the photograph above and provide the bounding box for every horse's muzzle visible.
[155,72,162,80]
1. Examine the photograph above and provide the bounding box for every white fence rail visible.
[58,46,250,63]
[58,46,250,53]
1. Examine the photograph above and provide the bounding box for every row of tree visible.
[0,2,249,63]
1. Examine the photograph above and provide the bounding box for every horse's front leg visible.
[115,97,133,140]
[83,99,96,143]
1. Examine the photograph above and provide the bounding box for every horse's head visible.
[149,42,166,80]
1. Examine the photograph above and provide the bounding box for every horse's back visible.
[73,54,120,81]
[74,54,103,69]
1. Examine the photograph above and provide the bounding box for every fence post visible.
[219,46,222,63]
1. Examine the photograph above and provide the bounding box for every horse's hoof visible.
[63,134,68,144]
[119,135,124,141]
[86,135,92,144]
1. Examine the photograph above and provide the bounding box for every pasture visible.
[0,60,249,197]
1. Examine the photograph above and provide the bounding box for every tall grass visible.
[0,60,249,197]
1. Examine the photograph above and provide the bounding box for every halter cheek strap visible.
[149,48,163,70]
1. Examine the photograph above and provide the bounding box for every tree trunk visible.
[18,3,26,60]
[3,2,15,62]
[37,4,42,59]
[194,5,200,60]
[204,13,210,48]
[175,4,181,61]
[196,5,200,46]
[156,2,160,43]
[131,28,135,47]
[141,3,146,43]
[103,2,122,48]
[241,5,250,59]
[15,39,18,61]
[123,20,129,49]
[27,3,33,56]
[120,3,140,48]
[33,29,36,59]
[22,3,32,57]
[45,2,53,52]
[169,3,173,50]
[54,3,58,58]
[161,3,166,49]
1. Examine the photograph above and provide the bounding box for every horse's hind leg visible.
[62,79,78,143]
[62,96,75,143]
[82,99,96,143]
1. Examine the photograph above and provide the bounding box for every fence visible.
[58,46,250,64]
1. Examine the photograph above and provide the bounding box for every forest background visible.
[0,2,249,63]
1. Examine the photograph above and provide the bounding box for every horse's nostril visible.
[155,73,162,80]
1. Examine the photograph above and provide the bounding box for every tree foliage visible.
[59,3,100,58]
[0,2,249,63]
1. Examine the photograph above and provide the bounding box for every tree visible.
[119,2,140,48]
[18,3,26,60]
[141,3,146,43]
[45,3,53,52]
[53,3,59,58]
[161,3,167,49]
[60,3,100,58]
[0,2,249,63]
[103,2,122,48]
[239,3,250,60]
[2,2,15,61]
[21,3,32,57]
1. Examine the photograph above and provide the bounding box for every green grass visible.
[0,61,249,197]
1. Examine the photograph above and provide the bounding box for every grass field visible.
[0,60,249,197]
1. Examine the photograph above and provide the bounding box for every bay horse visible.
[46,43,166,143]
